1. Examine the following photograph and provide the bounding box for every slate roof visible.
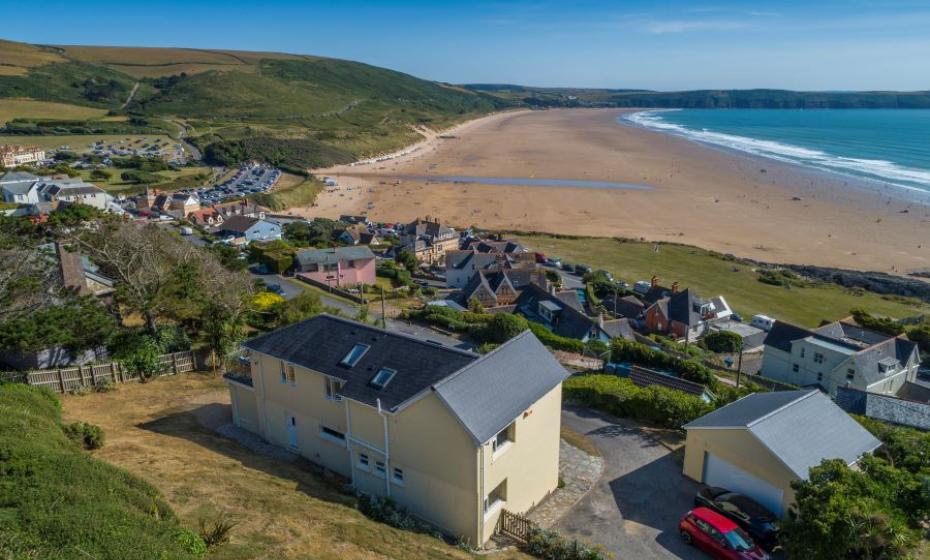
[601,318,635,340]
[220,215,261,233]
[433,330,569,443]
[0,171,39,185]
[243,315,477,411]
[667,288,703,326]
[1,179,37,195]
[243,315,569,443]
[513,283,599,340]
[684,390,881,479]
[603,294,645,318]
[460,270,515,305]
[296,246,375,267]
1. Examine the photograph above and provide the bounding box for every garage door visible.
[703,452,784,517]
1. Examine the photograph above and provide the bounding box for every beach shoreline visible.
[299,108,930,274]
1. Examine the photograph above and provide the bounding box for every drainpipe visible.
[478,443,486,545]
[377,398,391,497]
[344,397,354,486]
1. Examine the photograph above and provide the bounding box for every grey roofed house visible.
[603,293,646,318]
[667,288,704,326]
[684,390,881,479]
[241,315,568,439]
[0,170,39,185]
[600,317,635,341]
[433,330,570,443]
[513,282,604,340]
[295,245,375,269]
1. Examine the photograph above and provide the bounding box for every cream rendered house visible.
[225,314,568,546]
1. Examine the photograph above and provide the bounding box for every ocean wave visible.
[622,110,930,192]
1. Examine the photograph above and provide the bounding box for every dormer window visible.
[341,343,370,367]
[370,367,397,390]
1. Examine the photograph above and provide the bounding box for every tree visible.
[480,313,529,344]
[0,217,58,322]
[702,330,742,353]
[0,297,117,355]
[781,459,919,560]
[394,249,418,273]
[120,336,162,382]
[90,168,112,181]
[282,221,312,246]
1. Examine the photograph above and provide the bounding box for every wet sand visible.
[302,108,930,273]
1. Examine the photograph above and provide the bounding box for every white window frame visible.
[325,377,343,401]
[491,422,515,458]
[483,479,507,519]
[370,367,397,390]
[392,467,405,486]
[340,343,370,367]
[357,453,370,471]
[280,362,296,386]
[319,426,346,446]
[374,460,386,477]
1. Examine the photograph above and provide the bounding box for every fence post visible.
[90,364,98,386]
[172,352,179,375]
[57,368,65,393]
[77,364,86,387]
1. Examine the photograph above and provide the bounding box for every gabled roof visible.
[243,315,477,411]
[0,171,39,185]
[514,283,599,340]
[667,288,703,326]
[220,215,262,233]
[684,390,881,479]
[296,246,375,267]
[434,330,569,443]
[601,318,635,340]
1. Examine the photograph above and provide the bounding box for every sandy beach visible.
[301,108,930,273]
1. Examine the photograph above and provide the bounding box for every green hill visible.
[0,384,203,559]
[0,40,511,172]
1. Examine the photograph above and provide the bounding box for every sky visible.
[3,0,930,91]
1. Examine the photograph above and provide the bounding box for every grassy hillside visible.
[0,39,511,176]
[514,233,930,327]
[0,384,202,559]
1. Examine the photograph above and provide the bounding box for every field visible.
[0,133,176,153]
[251,172,324,210]
[515,233,930,327]
[61,374,528,560]
[0,98,107,124]
[79,165,213,195]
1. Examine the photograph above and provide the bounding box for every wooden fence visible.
[0,351,196,394]
[495,509,537,543]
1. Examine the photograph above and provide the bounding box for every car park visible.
[176,164,281,204]
[694,487,779,550]
[679,507,768,559]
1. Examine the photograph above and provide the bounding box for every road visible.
[121,82,140,110]
[557,407,703,560]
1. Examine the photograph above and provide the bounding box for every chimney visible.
[549,281,557,295]
[671,282,679,294]
[651,275,658,289]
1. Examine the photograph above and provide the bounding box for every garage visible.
[682,390,881,517]
[702,452,784,516]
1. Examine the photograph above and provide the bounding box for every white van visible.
[751,314,776,331]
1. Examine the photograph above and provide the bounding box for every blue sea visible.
[622,109,930,195]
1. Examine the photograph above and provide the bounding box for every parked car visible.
[574,264,592,275]
[694,487,779,550]
[561,262,574,272]
[680,507,768,559]
[266,284,286,297]
[534,252,547,264]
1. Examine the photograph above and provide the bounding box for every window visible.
[320,426,345,444]
[280,362,296,385]
[358,453,370,470]
[375,461,386,476]
[817,372,823,382]
[370,367,397,390]
[492,422,515,455]
[392,467,405,484]
[341,343,370,367]
[847,368,855,381]
[484,480,507,514]
[813,352,825,364]
[325,377,343,401]
[792,364,799,373]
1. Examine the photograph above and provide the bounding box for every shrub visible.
[198,514,237,549]
[120,336,162,381]
[64,421,105,450]
[177,528,208,557]
[479,313,529,343]
[702,330,742,353]
[525,526,608,560]
[611,339,719,390]
[564,374,714,428]
[527,322,585,353]
[357,494,440,537]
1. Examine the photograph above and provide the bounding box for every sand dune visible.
[305,108,930,274]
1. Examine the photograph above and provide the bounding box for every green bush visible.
[564,374,714,428]
[527,321,585,353]
[357,494,441,538]
[0,384,202,558]
[611,339,719,390]
[525,526,607,560]
[702,330,742,353]
[63,421,105,450]
[479,313,529,344]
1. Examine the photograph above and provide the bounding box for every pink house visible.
[295,246,376,287]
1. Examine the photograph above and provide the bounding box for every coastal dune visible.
[308,108,930,273]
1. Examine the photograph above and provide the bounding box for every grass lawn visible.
[0,133,176,153]
[515,233,930,327]
[79,165,212,195]
[61,375,529,560]
[251,172,324,210]
[0,98,108,124]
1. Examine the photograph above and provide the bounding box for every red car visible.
[680,507,769,560]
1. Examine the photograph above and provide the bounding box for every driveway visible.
[558,407,705,560]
